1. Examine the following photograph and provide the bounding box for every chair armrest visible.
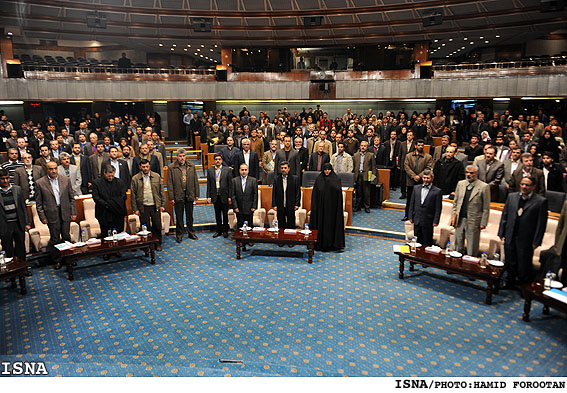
[28,228,42,252]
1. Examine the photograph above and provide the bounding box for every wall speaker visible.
[86,13,107,29]
[192,18,212,32]
[7,63,23,78]
[303,17,323,26]
[540,0,566,12]
[422,12,443,27]
[215,69,227,81]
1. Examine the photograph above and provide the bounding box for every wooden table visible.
[0,258,31,295]
[395,247,505,304]
[59,234,160,280]
[521,281,567,322]
[232,228,318,264]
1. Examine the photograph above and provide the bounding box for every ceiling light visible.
[496,35,501,38]
[187,44,191,47]
[210,49,213,52]
[158,43,163,47]
[184,48,187,51]
[485,40,489,44]
[201,44,205,47]
[434,39,439,43]
[172,43,176,47]
[442,43,446,46]
[214,44,218,48]
[464,37,468,41]
[479,36,484,39]
[449,38,453,42]
[194,52,198,55]
[461,46,465,49]
[470,42,474,44]
[200,54,203,57]
[197,48,200,51]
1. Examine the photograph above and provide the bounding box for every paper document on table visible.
[252,227,265,232]
[55,241,76,251]
[393,244,410,253]
[284,229,297,234]
[543,289,567,305]
[462,255,480,263]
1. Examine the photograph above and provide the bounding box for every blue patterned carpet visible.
[1,234,565,377]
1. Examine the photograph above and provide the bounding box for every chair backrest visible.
[440,201,453,225]
[267,171,276,186]
[342,191,346,211]
[546,190,566,213]
[213,144,227,153]
[257,188,262,210]
[83,198,96,221]
[338,172,355,188]
[302,171,320,187]
[30,204,49,235]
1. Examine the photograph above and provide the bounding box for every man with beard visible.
[92,165,128,260]
[70,142,93,195]
[402,140,433,221]
[540,151,564,192]
[433,146,465,196]
[408,170,442,247]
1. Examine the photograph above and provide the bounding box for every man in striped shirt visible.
[1,148,24,185]
[0,168,30,265]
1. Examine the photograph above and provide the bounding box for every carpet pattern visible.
[1,235,565,377]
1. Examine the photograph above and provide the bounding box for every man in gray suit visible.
[101,147,131,190]
[503,147,522,185]
[36,161,77,269]
[451,164,491,257]
[476,146,504,202]
[58,152,82,197]
[230,163,258,229]
[0,168,30,264]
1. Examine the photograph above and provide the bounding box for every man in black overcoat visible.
[272,161,301,229]
[408,170,442,247]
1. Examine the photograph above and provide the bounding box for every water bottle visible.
[305,224,310,233]
[112,228,118,244]
[274,220,279,231]
[243,221,248,235]
[480,252,488,269]
[411,236,417,252]
[0,251,5,270]
[81,229,87,243]
[544,270,553,289]
[493,252,500,262]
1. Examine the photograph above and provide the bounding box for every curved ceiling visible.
[1,0,566,62]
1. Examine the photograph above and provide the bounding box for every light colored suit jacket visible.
[451,179,491,229]
[330,152,354,174]
[307,138,332,156]
[58,164,82,196]
[35,175,77,223]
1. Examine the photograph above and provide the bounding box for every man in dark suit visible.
[384,130,401,190]
[101,146,131,190]
[230,163,258,229]
[35,161,77,269]
[294,137,309,176]
[540,151,564,192]
[508,153,546,196]
[272,161,301,229]
[353,141,376,213]
[233,138,260,180]
[0,168,30,264]
[498,176,548,287]
[35,145,59,174]
[399,130,416,198]
[307,141,330,172]
[89,142,110,184]
[206,153,233,238]
[408,170,442,246]
[274,135,300,176]
[132,143,161,177]
[70,142,93,195]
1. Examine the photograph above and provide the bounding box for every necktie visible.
[242,177,246,192]
[283,176,287,207]
[65,167,70,177]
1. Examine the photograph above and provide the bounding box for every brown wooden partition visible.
[377,169,390,201]
[259,185,273,212]
[432,137,443,147]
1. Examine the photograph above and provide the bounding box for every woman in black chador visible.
[309,163,345,252]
